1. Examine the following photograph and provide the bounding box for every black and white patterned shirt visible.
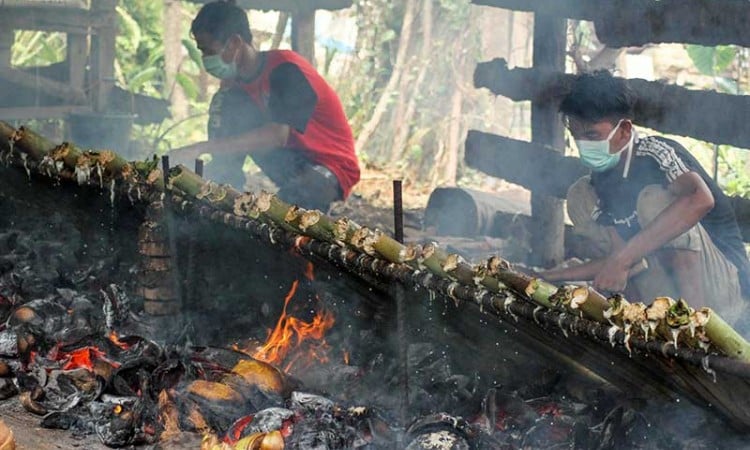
[590,134,750,294]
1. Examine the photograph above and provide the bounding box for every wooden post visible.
[90,0,118,112]
[529,14,566,268]
[0,30,12,69]
[67,33,87,92]
[291,8,316,66]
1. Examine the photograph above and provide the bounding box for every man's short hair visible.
[191,0,253,45]
[560,70,636,123]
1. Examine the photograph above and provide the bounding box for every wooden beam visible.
[0,7,112,34]
[472,0,592,19]
[0,29,12,68]
[465,130,587,199]
[0,105,91,121]
[0,67,87,104]
[529,14,566,268]
[66,33,87,93]
[90,0,117,112]
[291,9,316,66]
[471,0,750,47]
[183,0,352,12]
[475,58,750,150]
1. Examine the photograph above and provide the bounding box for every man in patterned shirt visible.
[540,71,749,324]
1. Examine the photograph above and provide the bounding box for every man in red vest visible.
[173,0,360,212]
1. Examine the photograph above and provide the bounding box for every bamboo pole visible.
[5,123,750,364]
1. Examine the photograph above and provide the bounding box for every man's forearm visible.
[209,123,290,155]
[541,259,604,282]
[617,194,711,268]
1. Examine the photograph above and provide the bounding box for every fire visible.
[59,346,120,371]
[108,331,132,350]
[253,280,335,373]
[304,262,315,281]
[343,350,350,365]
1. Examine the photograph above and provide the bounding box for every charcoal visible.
[0,257,13,278]
[90,399,145,447]
[41,410,85,430]
[0,377,18,400]
[290,391,335,414]
[0,331,17,357]
[226,407,294,441]
[405,430,470,450]
[405,413,478,450]
[286,418,354,449]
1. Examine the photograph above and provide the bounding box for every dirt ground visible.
[0,402,109,450]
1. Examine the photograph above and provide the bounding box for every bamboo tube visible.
[692,308,750,362]
[646,296,676,342]
[10,124,56,161]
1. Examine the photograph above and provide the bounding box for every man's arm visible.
[540,258,607,282]
[593,171,714,292]
[171,123,290,163]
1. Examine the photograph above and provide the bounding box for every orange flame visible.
[252,280,335,373]
[343,350,350,365]
[60,346,120,371]
[108,331,132,350]
[304,262,315,281]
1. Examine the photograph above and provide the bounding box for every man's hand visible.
[593,253,631,294]
[171,142,211,166]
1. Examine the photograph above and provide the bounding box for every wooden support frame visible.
[465,130,587,199]
[89,0,118,112]
[471,0,750,47]
[529,14,566,268]
[475,58,750,150]
[184,0,352,12]
[0,6,111,34]
[291,9,316,65]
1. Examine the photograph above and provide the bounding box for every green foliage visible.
[11,31,66,67]
[685,45,737,76]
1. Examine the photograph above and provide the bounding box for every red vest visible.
[226,50,360,199]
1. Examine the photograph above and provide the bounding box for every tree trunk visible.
[271,12,289,50]
[391,0,433,162]
[355,0,417,156]
[164,0,188,121]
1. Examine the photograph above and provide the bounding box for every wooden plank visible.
[465,130,587,199]
[0,29,11,69]
[0,68,87,104]
[0,6,112,34]
[89,0,117,112]
[529,13,566,268]
[470,0,750,47]
[475,58,750,150]
[0,105,91,121]
[184,0,352,12]
[66,33,87,93]
[291,9,316,66]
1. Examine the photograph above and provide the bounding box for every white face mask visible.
[575,120,628,172]
[202,42,238,80]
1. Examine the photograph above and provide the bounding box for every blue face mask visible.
[202,43,237,80]
[575,120,626,172]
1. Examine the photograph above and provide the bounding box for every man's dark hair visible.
[559,70,636,123]
[191,0,253,45]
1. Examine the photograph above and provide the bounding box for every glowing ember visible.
[108,331,132,350]
[304,262,315,281]
[343,350,350,365]
[253,280,335,374]
[59,346,120,371]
